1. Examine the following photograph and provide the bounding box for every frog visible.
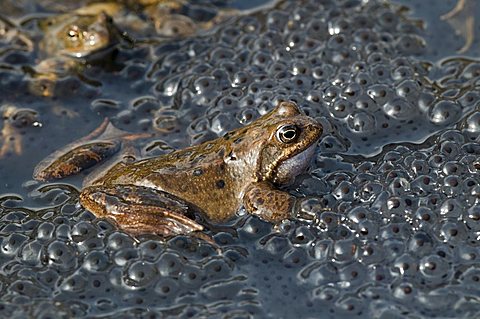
[29,3,127,98]
[34,101,322,237]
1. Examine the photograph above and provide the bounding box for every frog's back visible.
[95,138,251,221]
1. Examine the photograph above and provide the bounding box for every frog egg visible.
[36,268,59,289]
[154,277,179,299]
[329,98,353,118]
[71,221,98,243]
[355,94,379,112]
[289,225,315,247]
[417,92,435,113]
[36,222,55,242]
[354,71,373,87]
[178,264,203,290]
[282,248,309,268]
[113,248,138,267]
[429,100,461,125]
[392,66,415,82]
[463,111,480,133]
[441,175,462,196]
[156,252,184,277]
[383,97,416,120]
[332,181,356,201]
[340,82,362,100]
[60,273,87,292]
[367,52,388,66]
[458,91,480,108]
[193,76,216,95]
[238,215,272,239]
[367,83,394,107]
[332,238,358,263]
[20,240,43,267]
[458,267,480,288]
[124,260,158,288]
[353,28,378,45]
[338,261,368,288]
[106,232,135,251]
[359,181,383,201]
[347,206,371,224]
[407,232,434,256]
[439,141,460,158]
[316,211,341,231]
[355,220,379,239]
[347,111,376,134]
[370,64,392,83]
[46,240,76,271]
[359,242,385,265]
[414,206,438,226]
[454,244,480,266]
[138,240,164,262]
[307,238,331,261]
[388,177,410,196]
[82,251,110,273]
[438,221,468,244]
[465,205,480,231]
[439,198,464,218]
[318,135,349,153]
[395,34,425,55]
[419,255,452,283]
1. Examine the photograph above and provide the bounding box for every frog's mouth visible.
[273,143,317,185]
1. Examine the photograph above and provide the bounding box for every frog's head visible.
[56,13,113,58]
[254,101,322,185]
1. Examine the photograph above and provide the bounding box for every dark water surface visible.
[1,0,480,318]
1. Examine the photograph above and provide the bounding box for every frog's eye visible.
[276,125,299,144]
[67,27,81,42]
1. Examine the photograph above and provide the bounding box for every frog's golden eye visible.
[67,27,81,42]
[276,125,299,144]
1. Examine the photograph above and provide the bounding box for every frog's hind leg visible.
[33,119,152,181]
[80,184,204,237]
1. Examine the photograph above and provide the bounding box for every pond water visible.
[0,0,479,318]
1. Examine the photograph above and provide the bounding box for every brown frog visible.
[34,101,322,237]
[30,3,126,98]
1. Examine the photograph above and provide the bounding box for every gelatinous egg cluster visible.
[0,0,479,318]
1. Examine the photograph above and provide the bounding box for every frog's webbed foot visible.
[243,181,296,223]
[34,118,152,181]
[80,185,204,237]
[441,0,476,53]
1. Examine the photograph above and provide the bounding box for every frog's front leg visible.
[80,185,204,237]
[243,181,296,223]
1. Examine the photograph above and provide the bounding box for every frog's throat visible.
[272,143,317,185]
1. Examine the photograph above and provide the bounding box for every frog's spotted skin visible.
[35,102,322,236]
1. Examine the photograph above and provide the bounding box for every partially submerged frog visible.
[34,101,322,237]
[30,3,126,97]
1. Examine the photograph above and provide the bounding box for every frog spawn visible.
[1,0,480,318]
[144,0,474,158]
